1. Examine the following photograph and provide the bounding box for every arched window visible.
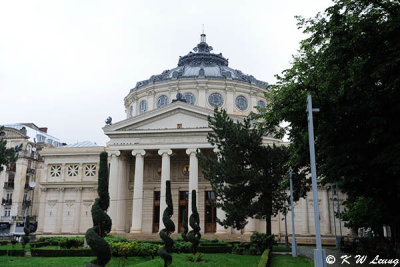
[157,95,169,108]
[130,105,134,117]
[139,100,147,114]
[235,95,248,110]
[183,92,196,105]
[208,93,224,107]
[257,100,266,109]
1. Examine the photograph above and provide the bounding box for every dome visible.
[131,34,268,92]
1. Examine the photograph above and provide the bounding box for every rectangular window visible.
[204,191,217,233]
[178,191,188,232]
[152,191,160,233]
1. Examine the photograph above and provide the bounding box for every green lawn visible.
[0,253,260,267]
[135,253,260,267]
[0,244,30,250]
[270,254,313,267]
[0,256,151,266]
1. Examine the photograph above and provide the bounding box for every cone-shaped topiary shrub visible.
[85,152,112,267]
[187,190,201,254]
[158,180,175,267]
[181,209,189,242]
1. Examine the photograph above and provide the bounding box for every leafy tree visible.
[198,109,307,234]
[85,152,112,267]
[258,0,400,243]
[0,126,21,171]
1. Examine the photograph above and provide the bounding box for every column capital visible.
[158,149,172,157]
[109,150,121,157]
[186,148,198,156]
[132,149,146,157]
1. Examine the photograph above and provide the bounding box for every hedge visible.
[31,248,94,257]
[198,244,232,253]
[0,249,25,256]
[0,241,8,246]
[257,249,270,267]
[0,250,7,256]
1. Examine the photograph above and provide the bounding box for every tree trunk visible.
[266,216,272,235]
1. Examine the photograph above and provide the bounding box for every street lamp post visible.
[336,184,343,245]
[289,167,297,257]
[307,94,326,267]
[284,210,289,248]
[331,185,339,248]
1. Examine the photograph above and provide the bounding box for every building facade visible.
[33,34,350,242]
[0,123,62,236]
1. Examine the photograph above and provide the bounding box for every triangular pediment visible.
[103,102,218,134]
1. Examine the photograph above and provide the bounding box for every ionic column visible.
[186,148,198,230]
[244,217,256,234]
[73,187,83,234]
[55,188,65,233]
[322,188,331,234]
[130,149,146,233]
[108,150,120,232]
[37,187,47,233]
[158,149,172,231]
[116,158,128,233]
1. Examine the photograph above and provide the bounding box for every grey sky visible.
[0,0,333,146]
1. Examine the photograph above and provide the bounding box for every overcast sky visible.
[0,0,333,146]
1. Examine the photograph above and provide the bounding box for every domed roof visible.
[131,34,268,92]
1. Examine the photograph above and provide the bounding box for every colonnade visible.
[108,148,233,234]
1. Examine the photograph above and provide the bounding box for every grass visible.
[270,254,314,267]
[272,245,291,252]
[135,253,261,267]
[0,256,152,266]
[0,253,260,267]
[0,244,30,250]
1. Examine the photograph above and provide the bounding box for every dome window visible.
[129,105,134,117]
[183,92,196,105]
[157,95,169,108]
[208,93,224,107]
[139,100,147,114]
[235,95,248,111]
[257,100,266,109]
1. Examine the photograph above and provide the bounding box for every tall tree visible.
[258,0,400,243]
[198,109,307,234]
[85,152,112,267]
[0,126,21,171]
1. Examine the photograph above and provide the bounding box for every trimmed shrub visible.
[59,237,84,249]
[198,243,232,253]
[7,249,25,256]
[0,241,8,246]
[31,248,94,257]
[110,242,138,257]
[250,232,275,253]
[0,250,8,256]
[105,235,129,244]
[173,241,192,253]
[136,242,160,258]
[30,242,50,248]
[257,249,270,267]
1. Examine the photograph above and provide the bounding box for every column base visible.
[130,229,142,234]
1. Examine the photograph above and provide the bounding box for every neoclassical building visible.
[35,34,349,242]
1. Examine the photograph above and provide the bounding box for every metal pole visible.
[307,94,326,267]
[289,167,297,257]
[336,183,343,240]
[331,186,339,248]
[284,211,289,248]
